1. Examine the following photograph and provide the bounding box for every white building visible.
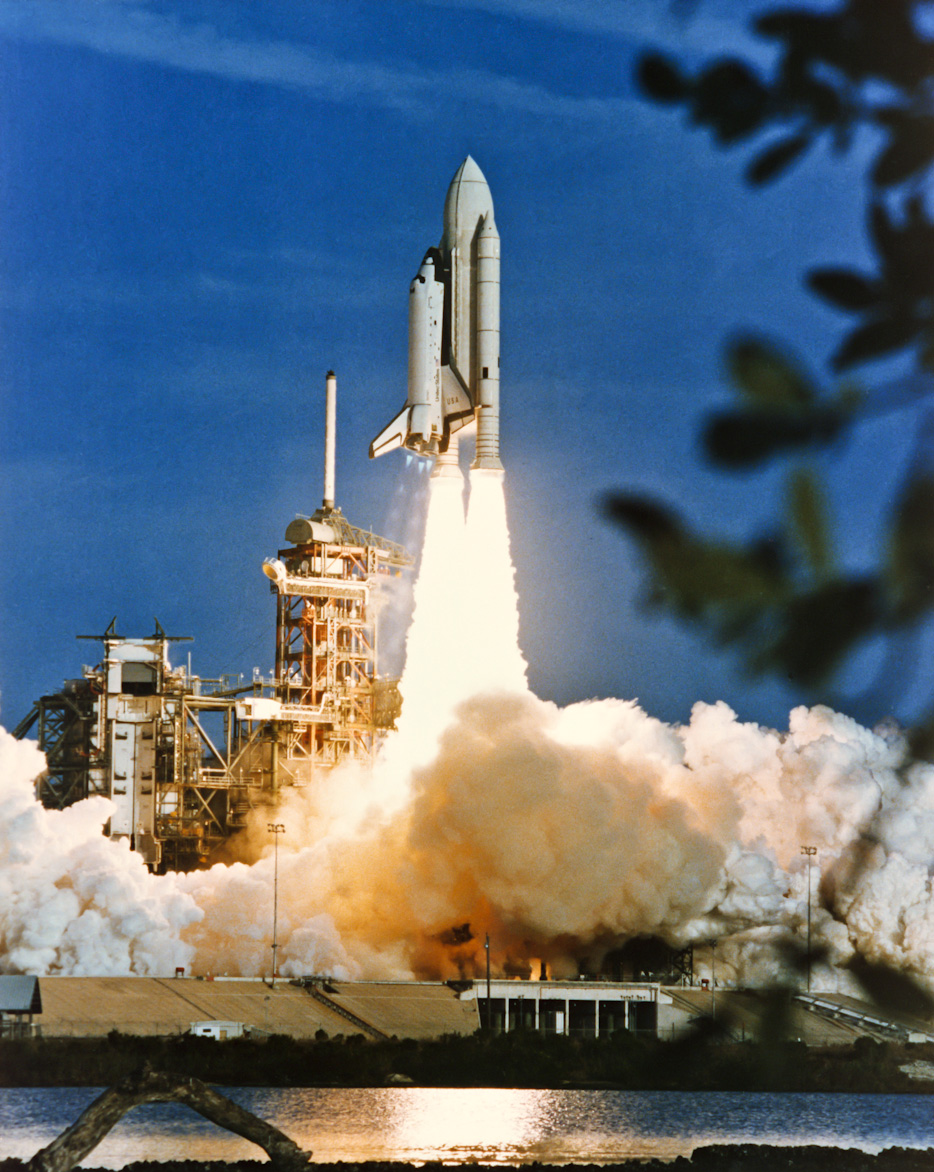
[468,980,668,1036]
[189,1019,246,1040]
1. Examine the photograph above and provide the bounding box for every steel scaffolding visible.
[268,507,408,780]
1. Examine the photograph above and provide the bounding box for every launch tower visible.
[15,373,409,871]
[262,371,408,782]
[263,509,406,779]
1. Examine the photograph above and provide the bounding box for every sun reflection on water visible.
[385,1087,555,1161]
[284,1086,687,1165]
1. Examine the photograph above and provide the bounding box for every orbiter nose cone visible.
[453,155,486,186]
[442,156,494,250]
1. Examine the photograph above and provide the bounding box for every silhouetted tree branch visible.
[610,0,934,754]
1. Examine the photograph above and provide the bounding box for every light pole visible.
[711,939,717,1023]
[801,845,817,993]
[268,822,285,988]
[485,933,491,1031]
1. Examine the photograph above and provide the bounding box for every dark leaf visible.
[830,120,853,155]
[848,955,934,1021]
[754,9,832,54]
[768,3,921,87]
[693,60,768,143]
[869,202,899,262]
[750,530,791,578]
[688,542,788,609]
[603,494,787,625]
[832,315,921,371]
[601,494,682,543]
[703,407,846,467]
[727,336,815,409]
[878,220,934,303]
[854,7,933,89]
[800,78,842,126]
[906,192,929,234]
[662,1004,735,1052]
[908,713,934,764]
[872,120,934,188]
[635,52,690,103]
[704,412,793,466]
[787,467,833,579]
[888,474,934,622]
[871,113,934,188]
[764,577,881,686]
[747,133,813,185]
[702,413,763,465]
[806,268,883,312]
[751,984,795,1052]
[774,935,830,979]
[828,835,884,904]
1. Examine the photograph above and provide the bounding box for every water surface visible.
[1,1086,932,1166]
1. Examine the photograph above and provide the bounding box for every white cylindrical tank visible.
[476,214,500,408]
[473,214,502,469]
[442,156,494,395]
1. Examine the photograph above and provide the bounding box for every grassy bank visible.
[2,1030,933,1092]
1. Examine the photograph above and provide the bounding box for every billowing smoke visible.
[0,731,198,975]
[2,467,933,993]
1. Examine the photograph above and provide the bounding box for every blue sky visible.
[0,0,908,731]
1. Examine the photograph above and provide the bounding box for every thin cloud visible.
[419,0,774,60]
[419,0,672,39]
[0,0,635,123]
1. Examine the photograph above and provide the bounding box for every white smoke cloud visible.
[3,468,934,994]
[0,727,200,975]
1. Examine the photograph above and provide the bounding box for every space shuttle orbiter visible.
[369,156,502,474]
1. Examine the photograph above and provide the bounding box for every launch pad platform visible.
[12,977,934,1046]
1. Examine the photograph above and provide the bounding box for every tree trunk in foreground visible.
[27,1066,312,1172]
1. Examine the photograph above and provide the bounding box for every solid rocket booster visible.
[369,156,503,472]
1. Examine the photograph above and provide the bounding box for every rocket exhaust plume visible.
[3,157,934,995]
